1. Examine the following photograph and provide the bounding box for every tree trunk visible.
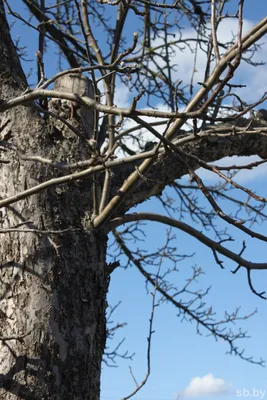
[0,99,108,400]
[0,217,108,400]
[0,4,108,398]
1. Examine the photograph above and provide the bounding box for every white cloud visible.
[101,17,267,113]
[114,83,132,108]
[103,17,267,172]
[149,19,257,92]
[101,18,267,108]
[182,373,232,398]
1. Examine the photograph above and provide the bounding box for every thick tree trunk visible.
[0,94,108,400]
[0,4,108,399]
[0,220,108,400]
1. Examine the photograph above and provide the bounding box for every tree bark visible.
[0,3,108,399]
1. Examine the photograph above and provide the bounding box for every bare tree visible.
[1,0,267,398]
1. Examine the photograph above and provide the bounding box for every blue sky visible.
[5,1,267,399]
[102,179,267,400]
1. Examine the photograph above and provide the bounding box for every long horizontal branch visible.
[2,87,266,123]
[108,212,267,271]
[0,88,220,120]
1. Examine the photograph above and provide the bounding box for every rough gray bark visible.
[0,3,107,399]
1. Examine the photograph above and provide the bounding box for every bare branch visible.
[108,213,267,272]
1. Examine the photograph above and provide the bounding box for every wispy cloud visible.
[182,373,232,398]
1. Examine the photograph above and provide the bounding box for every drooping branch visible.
[108,212,267,272]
